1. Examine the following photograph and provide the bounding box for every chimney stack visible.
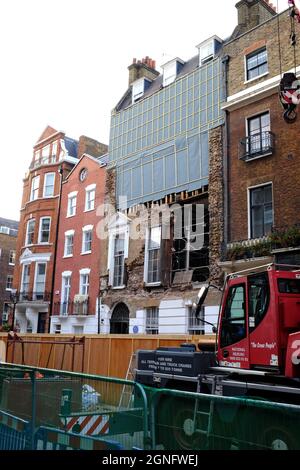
[234,0,276,37]
[128,56,159,87]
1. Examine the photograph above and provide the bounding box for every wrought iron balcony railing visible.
[240,131,274,162]
[17,291,51,302]
[53,300,90,316]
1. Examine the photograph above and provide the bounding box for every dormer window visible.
[197,36,223,66]
[132,77,152,104]
[162,58,184,87]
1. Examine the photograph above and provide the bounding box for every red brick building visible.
[219,1,300,272]
[50,154,107,334]
[13,126,107,333]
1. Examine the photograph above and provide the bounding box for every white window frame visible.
[33,262,47,297]
[107,214,130,289]
[81,225,93,254]
[79,269,90,296]
[43,172,55,198]
[51,141,58,163]
[25,219,35,246]
[144,226,162,286]
[61,273,72,315]
[6,275,13,291]
[145,307,159,334]
[244,47,268,84]
[9,250,16,265]
[67,191,78,217]
[247,181,274,239]
[38,217,51,244]
[41,144,50,164]
[64,230,75,257]
[21,264,31,294]
[30,176,40,201]
[85,184,96,212]
[54,324,61,334]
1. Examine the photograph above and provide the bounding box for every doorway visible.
[110,303,129,334]
[37,312,47,333]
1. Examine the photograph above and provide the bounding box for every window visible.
[55,324,61,334]
[21,264,30,295]
[188,306,205,335]
[2,303,9,323]
[64,232,74,257]
[30,176,40,201]
[6,275,13,290]
[73,325,84,334]
[0,226,9,235]
[82,228,92,254]
[113,236,125,287]
[38,217,51,243]
[26,320,33,333]
[9,250,16,265]
[278,278,300,294]
[41,145,50,164]
[61,275,71,315]
[221,284,246,348]
[146,307,159,334]
[26,219,35,245]
[146,227,161,284]
[249,184,273,238]
[246,48,268,81]
[85,188,96,211]
[80,273,89,296]
[67,194,77,217]
[247,112,271,156]
[34,263,46,299]
[248,273,269,331]
[51,142,58,163]
[43,173,55,197]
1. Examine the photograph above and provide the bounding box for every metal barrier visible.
[148,388,300,450]
[0,409,29,450]
[0,363,149,450]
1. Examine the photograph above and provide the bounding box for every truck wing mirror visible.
[192,284,209,318]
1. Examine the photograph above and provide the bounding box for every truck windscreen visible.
[278,278,300,294]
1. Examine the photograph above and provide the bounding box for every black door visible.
[37,313,47,333]
[110,303,129,334]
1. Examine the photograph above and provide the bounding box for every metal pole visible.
[11,301,16,331]
[30,371,37,450]
[97,292,102,334]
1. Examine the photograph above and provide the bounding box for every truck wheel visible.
[263,427,298,450]
[171,399,207,450]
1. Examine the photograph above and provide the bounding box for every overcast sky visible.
[0,0,287,220]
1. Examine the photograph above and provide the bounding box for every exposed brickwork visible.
[0,232,17,325]
[208,126,225,284]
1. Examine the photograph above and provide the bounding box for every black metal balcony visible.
[17,291,51,302]
[240,131,274,162]
[53,300,90,316]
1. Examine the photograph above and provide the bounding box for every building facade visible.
[0,218,18,328]
[13,126,107,333]
[50,153,107,334]
[99,46,227,335]
[219,1,300,272]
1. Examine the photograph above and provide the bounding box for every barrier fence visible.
[1,363,300,450]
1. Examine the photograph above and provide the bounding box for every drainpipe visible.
[48,165,64,333]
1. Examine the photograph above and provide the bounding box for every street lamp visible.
[10,289,18,331]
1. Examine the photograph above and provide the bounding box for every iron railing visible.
[240,131,274,161]
[16,292,51,302]
[53,300,90,316]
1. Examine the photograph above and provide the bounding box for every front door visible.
[218,279,250,369]
[37,312,47,333]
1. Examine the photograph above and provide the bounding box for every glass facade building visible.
[109,56,225,208]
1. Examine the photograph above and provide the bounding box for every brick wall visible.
[0,233,17,323]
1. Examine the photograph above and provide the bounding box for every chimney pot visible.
[133,58,136,64]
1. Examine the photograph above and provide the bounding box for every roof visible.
[115,54,202,112]
[64,137,79,158]
[0,217,19,234]
[97,153,109,165]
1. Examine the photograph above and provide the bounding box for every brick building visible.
[0,218,18,327]
[217,0,300,272]
[50,153,107,334]
[98,42,227,335]
[13,126,107,333]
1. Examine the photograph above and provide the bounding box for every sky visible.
[0,0,288,220]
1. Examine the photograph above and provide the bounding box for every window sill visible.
[84,208,95,213]
[9,263,15,266]
[5,288,12,292]
[66,214,76,218]
[42,195,56,199]
[145,282,162,287]
[63,255,73,259]
[111,285,126,290]
[81,251,92,255]
[244,71,269,85]
[37,242,51,246]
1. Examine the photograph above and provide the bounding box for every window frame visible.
[144,226,162,286]
[80,272,90,296]
[30,176,40,201]
[9,250,16,265]
[43,172,55,198]
[38,216,51,244]
[145,307,159,335]
[67,192,77,217]
[6,275,13,291]
[85,186,96,212]
[34,262,47,298]
[112,235,125,288]
[245,47,268,82]
[25,219,35,246]
[81,226,93,254]
[220,283,247,348]
[21,264,31,294]
[248,182,273,239]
